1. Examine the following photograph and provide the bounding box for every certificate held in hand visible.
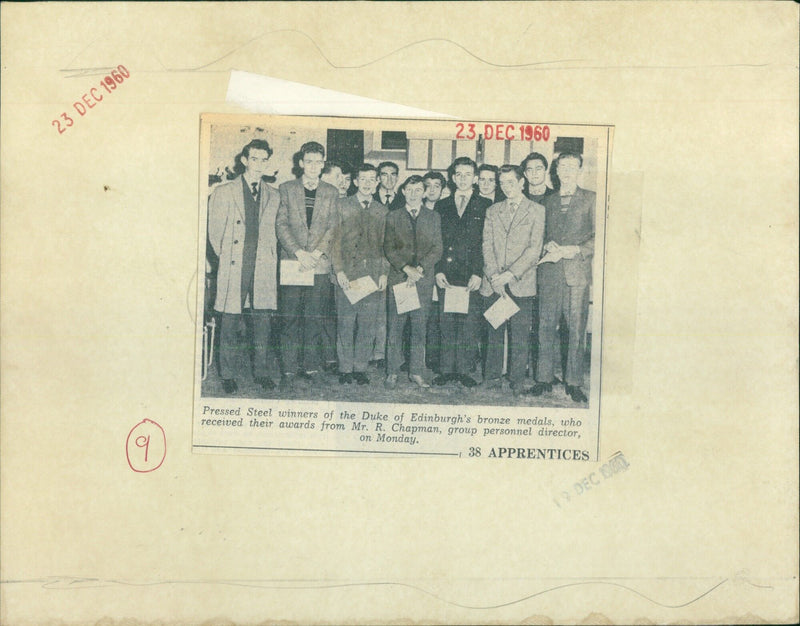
[483,294,520,329]
[443,286,470,314]
[280,259,315,286]
[392,282,421,314]
[343,275,379,305]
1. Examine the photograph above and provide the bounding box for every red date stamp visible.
[126,418,166,473]
[455,122,550,142]
[52,64,130,135]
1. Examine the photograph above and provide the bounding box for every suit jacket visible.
[480,197,546,298]
[373,188,405,211]
[434,192,491,286]
[276,178,339,274]
[538,186,595,287]
[332,195,389,283]
[207,176,280,313]
[384,206,443,294]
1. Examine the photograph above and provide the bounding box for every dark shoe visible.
[482,377,504,390]
[527,382,553,396]
[222,379,238,394]
[254,376,275,391]
[510,381,527,397]
[432,374,454,386]
[459,375,478,388]
[339,373,353,385]
[323,361,338,373]
[352,371,370,385]
[297,370,316,383]
[566,385,588,403]
[384,374,398,389]
[369,359,386,370]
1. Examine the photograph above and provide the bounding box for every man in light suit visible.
[331,164,389,385]
[276,141,339,388]
[207,139,280,394]
[529,152,595,403]
[384,175,443,389]
[481,165,546,395]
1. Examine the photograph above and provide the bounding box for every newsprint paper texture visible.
[1,3,798,625]
[194,114,611,461]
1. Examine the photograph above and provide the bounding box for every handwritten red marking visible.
[126,418,166,473]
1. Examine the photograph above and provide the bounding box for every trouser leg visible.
[536,278,564,383]
[250,308,278,379]
[354,291,380,372]
[483,295,505,380]
[565,284,590,386]
[300,274,328,372]
[408,301,429,376]
[372,291,387,360]
[335,286,357,374]
[218,312,242,380]
[279,285,304,374]
[508,296,534,384]
[455,292,481,375]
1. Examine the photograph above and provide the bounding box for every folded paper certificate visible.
[392,281,421,314]
[443,286,470,314]
[279,259,315,286]
[343,275,379,305]
[483,294,520,329]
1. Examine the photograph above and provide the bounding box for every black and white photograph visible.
[194,114,611,458]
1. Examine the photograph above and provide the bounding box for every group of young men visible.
[207,137,595,403]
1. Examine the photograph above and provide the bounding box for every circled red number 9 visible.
[126,419,166,472]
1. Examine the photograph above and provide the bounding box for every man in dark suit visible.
[275,141,339,388]
[369,161,404,369]
[521,152,557,379]
[331,164,388,385]
[374,161,405,211]
[384,175,443,389]
[528,152,595,403]
[207,139,281,394]
[433,157,491,388]
[480,165,546,395]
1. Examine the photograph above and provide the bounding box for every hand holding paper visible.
[343,276,379,305]
[280,259,315,286]
[483,292,520,329]
[393,281,421,314]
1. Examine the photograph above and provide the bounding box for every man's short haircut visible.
[450,156,477,173]
[340,161,353,176]
[242,139,273,159]
[520,151,548,172]
[355,163,378,177]
[400,174,425,191]
[498,164,524,181]
[377,161,399,175]
[477,164,499,178]
[556,151,583,168]
[300,141,325,159]
[322,160,344,175]
[423,171,447,187]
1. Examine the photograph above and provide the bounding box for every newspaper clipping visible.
[194,114,612,460]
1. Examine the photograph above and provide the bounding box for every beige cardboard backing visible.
[1,2,798,624]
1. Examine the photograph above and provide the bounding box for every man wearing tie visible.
[369,161,403,369]
[275,141,339,389]
[433,157,491,388]
[529,152,595,403]
[384,175,443,389]
[331,164,388,385]
[481,165,546,395]
[207,139,281,394]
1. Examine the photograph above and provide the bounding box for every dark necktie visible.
[410,209,418,220]
[251,182,259,198]
[363,200,369,210]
